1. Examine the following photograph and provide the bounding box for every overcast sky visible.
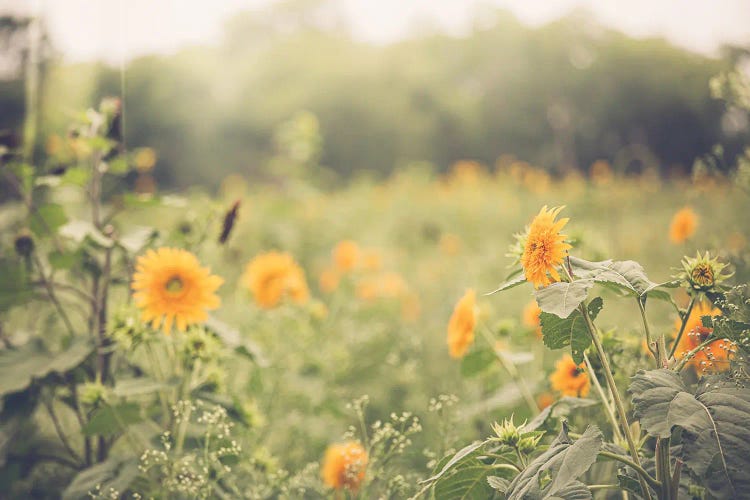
[4,0,750,64]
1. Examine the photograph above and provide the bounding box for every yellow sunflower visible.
[521,206,572,288]
[447,289,477,358]
[132,248,223,334]
[243,251,310,308]
[321,441,368,491]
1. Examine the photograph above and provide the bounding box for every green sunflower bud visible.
[677,251,732,293]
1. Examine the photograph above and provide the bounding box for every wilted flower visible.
[447,289,477,358]
[132,248,223,333]
[521,206,572,288]
[549,355,590,397]
[321,441,368,491]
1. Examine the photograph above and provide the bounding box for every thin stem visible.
[96,242,114,383]
[599,451,661,491]
[43,399,83,466]
[589,484,621,491]
[479,323,538,414]
[637,298,659,365]
[31,280,97,307]
[583,352,624,443]
[655,436,673,500]
[69,380,93,466]
[669,296,696,360]
[673,336,717,372]
[32,254,76,338]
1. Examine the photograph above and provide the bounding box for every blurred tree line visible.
[3,3,750,189]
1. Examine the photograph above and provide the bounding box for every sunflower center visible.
[691,264,714,287]
[165,275,185,294]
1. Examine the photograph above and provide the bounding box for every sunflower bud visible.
[79,381,108,407]
[677,251,732,293]
[14,230,34,257]
[517,432,544,455]
[490,417,522,447]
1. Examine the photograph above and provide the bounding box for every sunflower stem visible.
[669,296,696,360]
[583,352,623,443]
[673,336,717,372]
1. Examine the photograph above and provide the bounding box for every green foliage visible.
[540,297,603,364]
[629,369,750,498]
[534,281,594,319]
[62,456,139,500]
[505,424,602,500]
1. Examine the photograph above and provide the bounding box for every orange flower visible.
[522,300,542,339]
[536,392,554,410]
[333,240,360,273]
[318,267,340,294]
[132,248,223,333]
[321,441,368,491]
[447,289,477,358]
[549,355,590,397]
[378,272,407,298]
[361,249,383,271]
[243,251,309,309]
[521,206,572,288]
[673,301,733,373]
[669,207,698,244]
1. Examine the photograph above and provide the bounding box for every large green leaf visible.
[539,297,602,364]
[421,441,487,485]
[83,402,142,437]
[629,369,750,498]
[569,257,676,302]
[30,203,68,237]
[433,461,496,500]
[486,271,527,295]
[62,456,138,500]
[460,348,497,378]
[534,281,593,319]
[524,397,599,432]
[0,339,93,397]
[506,424,602,500]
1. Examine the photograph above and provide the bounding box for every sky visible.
[3,0,750,64]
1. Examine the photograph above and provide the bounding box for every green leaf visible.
[433,462,495,500]
[112,377,168,398]
[487,475,510,493]
[569,257,674,302]
[0,339,93,397]
[62,456,138,500]
[460,349,497,378]
[539,297,602,364]
[83,402,142,437]
[48,250,79,270]
[486,272,526,295]
[30,203,68,237]
[0,258,32,312]
[506,424,602,500]
[59,220,113,248]
[534,281,593,319]
[421,441,487,485]
[629,369,750,498]
[205,316,267,366]
[118,226,157,254]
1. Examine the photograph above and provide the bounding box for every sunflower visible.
[549,355,590,397]
[243,251,309,309]
[669,207,698,244]
[673,301,734,373]
[132,248,223,334]
[447,289,477,358]
[521,206,572,288]
[333,240,360,273]
[522,300,542,339]
[321,441,368,491]
[318,267,340,294]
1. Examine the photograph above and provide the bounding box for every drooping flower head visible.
[132,248,223,334]
[243,251,310,309]
[669,207,698,244]
[321,441,368,491]
[521,206,572,288]
[549,355,590,397]
[447,289,477,358]
[673,301,735,373]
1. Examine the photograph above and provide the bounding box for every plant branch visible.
[32,254,76,338]
[583,352,623,443]
[673,336,718,372]
[599,451,661,492]
[637,298,659,366]
[43,399,83,466]
[669,296,696,360]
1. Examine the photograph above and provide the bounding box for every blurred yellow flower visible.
[439,233,462,256]
[132,248,223,333]
[401,292,421,323]
[333,240,360,273]
[318,267,340,294]
[447,289,477,359]
[321,441,368,491]
[536,392,554,410]
[379,272,407,298]
[521,206,572,288]
[669,207,698,244]
[522,300,542,339]
[589,159,613,186]
[549,355,590,397]
[361,249,383,271]
[673,301,733,373]
[356,278,379,301]
[243,251,310,309]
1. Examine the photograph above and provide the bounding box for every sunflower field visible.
[3,31,750,500]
